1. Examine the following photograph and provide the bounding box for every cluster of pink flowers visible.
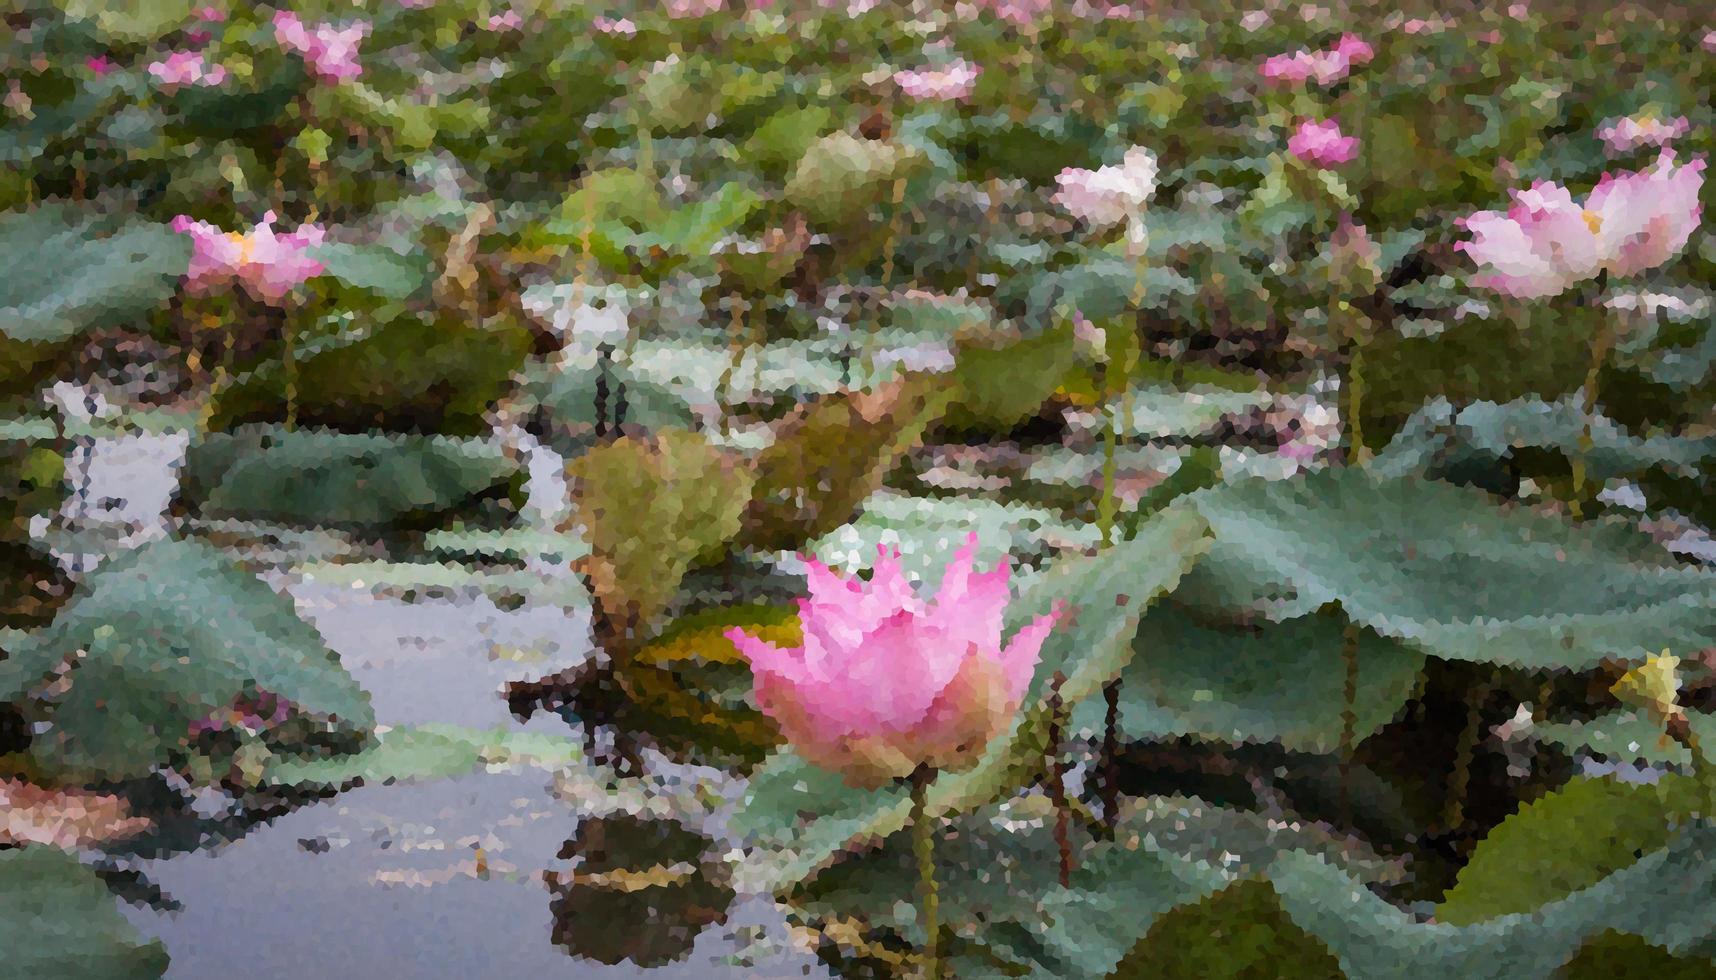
[171,211,327,305]
[484,9,523,30]
[1259,33,1373,87]
[593,14,638,35]
[147,51,227,90]
[893,58,982,102]
[1288,118,1359,168]
[726,537,1059,788]
[1457,150,1706,299]
[273,10,369,83]
[1596,114,1692,155]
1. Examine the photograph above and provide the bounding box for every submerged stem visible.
[1337,619,1360,826]
[1046,671,1072,888]
[909,765,941,980]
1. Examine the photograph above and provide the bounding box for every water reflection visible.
[547,814,735,969]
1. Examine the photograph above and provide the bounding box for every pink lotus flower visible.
[1260,34,1372,87]
[273,10,369,83]
[726,538,1060,788]
[1331,33,1374,65]
[1456,151,1706,299]
[146,51,227,90]
[1596,114,1692,154]
[593,14,637,34]
[893,59,981,102]
[1053,145,1159,228]
[1288,118,1359,168]
[171,211,327,305]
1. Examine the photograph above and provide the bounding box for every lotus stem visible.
[909,764,941,980]
[866,177,909,386]
[1337,619,1360,826]
[1570,314,1615,522]
[282,309,297,432]
[1046,671,1073,888]
[1099,677,1122,839]
[1344,325,1367,466]
[1097,398,1119,547]
[1443,677,1495,835]
[1666,716,1714,820]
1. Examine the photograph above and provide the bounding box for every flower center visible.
[227,231,256,264]
[1581,210,1603,235]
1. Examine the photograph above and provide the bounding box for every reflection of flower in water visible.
[546,815,733,968]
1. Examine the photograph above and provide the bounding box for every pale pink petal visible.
[996,607,1059,698]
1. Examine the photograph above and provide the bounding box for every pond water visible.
[50,416,832,979]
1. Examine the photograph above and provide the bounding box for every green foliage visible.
[941,325,1079,434]
[179,426,517,530]
[0,205,187,346]
[1076,607,1425,754]
[1177,469,1716,670]
[1112,878,1347,980]
[209,308,535,436]
[262,724,581,790]
[741,380,950,554]
[571,429,755,634]
[0,537,373,783]
[0,847,168,980]
[1437,775,1703,926]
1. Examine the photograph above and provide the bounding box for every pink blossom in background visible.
[1288,118,1359,167]
[399,0,435,8]
[981,0,1052,27]
[1507,2,1530,18]
[273,10,369,83]
[1704,29,1716,52]
[1259,50,1318,85]
[1260,35,1372,87]
[1331,33,1374,65]
[1053,145,1159,227]
[1597,114,1692,154]
[193,5,225,21]
[725,537,1060,788]
[893,59,982,102]
[484,9,522,30]
[1240,9,1271,31]
[593,15,638,34]
[146,51,227,89]
[171,212,327,305]
[1456,151,1706,298]
[85,55,116,76]
[665,0,724,17]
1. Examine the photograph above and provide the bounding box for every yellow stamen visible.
[1581,210,1602,235]
[226,231,255,264]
